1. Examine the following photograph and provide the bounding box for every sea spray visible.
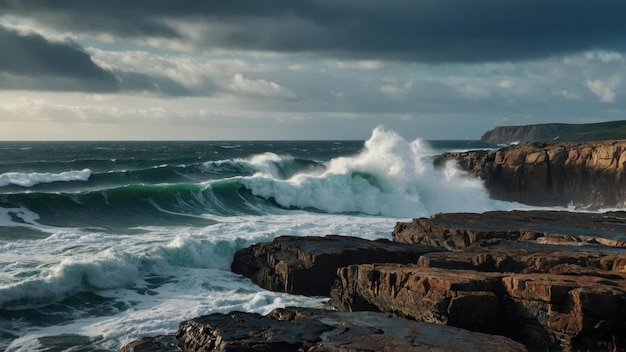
[242,126,515,217]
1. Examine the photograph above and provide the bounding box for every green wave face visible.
[0,141,366,231]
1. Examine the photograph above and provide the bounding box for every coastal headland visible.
[480,120,626,144]
[120,133,626,352]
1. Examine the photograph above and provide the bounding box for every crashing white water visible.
[242,126,520,217]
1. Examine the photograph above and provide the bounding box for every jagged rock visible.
[330,263,626,351]
[393,210,626,249]
[175,307,528,351]
[231,235,444,296]
[434,140,626,207]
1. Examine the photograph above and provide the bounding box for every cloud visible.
[586,76,621,103]
[114,71,195,96]
[2,1,626,63]
[0,24,119,91]
[0,25,208,95]
[379,78,412,96]
[230,73,295,98]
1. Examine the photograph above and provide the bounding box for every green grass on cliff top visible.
[564,120,626,141]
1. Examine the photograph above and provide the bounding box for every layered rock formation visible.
[330,263,626,351]
[392,210,626,249]
[231,235,443,296]
[480,120,626,144]
[435,140,626,207]
[228,212,626,351]
[327,212,626,350]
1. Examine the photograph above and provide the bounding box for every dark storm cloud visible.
[0,25,119,91]
[0,25,212,95]
[2,0,626,62]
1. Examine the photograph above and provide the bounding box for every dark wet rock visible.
[120,307,528,352]
[118,335,179,352]
[393,210,626,249]
[435,140,626,208]
[231,235,445,296]
[176,307,528,351]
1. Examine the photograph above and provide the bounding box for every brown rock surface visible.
[173,307,528,351]
[434,140,626,207]
[119,307,529,351]
[393,210,626,249]
[330,264,626,351]
[418,240,626,275]
[231,235,444,296]
[323,210,626,351]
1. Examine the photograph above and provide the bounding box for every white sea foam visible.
[201,158,256,174]
[0,169,92,187]
[242,126,524,217]
[3,213,396,351]
[0,206,42,227]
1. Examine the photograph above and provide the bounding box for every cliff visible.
[480,120,626,144]
[435,140,626,208]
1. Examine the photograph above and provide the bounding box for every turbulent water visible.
[1,126,525,351]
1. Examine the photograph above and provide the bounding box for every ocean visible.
[1,126,525,351]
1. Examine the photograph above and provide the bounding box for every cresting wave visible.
[0,169,92,188]
[242,126,515,217]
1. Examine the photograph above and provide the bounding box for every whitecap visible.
[0,169,92,187]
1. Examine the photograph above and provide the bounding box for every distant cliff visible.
[480,120,626,144]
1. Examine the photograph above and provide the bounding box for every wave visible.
[201,153,325,180]
[0,233,252,309]
[0,154,326,193]
[0,169,92,188]
[242,126,520,217]
[0,126,523,228]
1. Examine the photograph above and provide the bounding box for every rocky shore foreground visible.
[120,139,626,351]
[121,210,626,352]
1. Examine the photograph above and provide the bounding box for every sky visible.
[1,0,626,141]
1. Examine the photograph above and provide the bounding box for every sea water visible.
[1,126,527,351]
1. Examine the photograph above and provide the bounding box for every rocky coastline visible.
[435,140,626,208]
[120,140,626,352]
